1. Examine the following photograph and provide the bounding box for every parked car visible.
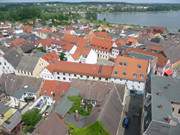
[122,116,130,129]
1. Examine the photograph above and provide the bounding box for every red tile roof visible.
[40,80,70,101]
[47,61,113,78]
[126,48,168,68]
[37,38,54,47]
[87,31,113,51]
[37,38,62,47]
[115,37,138,47]
[42,52,59,64]
[63,33,77,44]
[11,38,27,47]
[71,37,91,60]
[23,25,32,33]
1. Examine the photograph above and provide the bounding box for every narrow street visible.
[118,94,143,135]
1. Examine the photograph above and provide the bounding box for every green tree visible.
[59,52,67,61]
[22,108,42,133]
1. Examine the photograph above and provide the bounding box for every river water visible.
[98,11,180,32]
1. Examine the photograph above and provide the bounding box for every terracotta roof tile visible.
[87,31,113,51]
[71,37,91,60]
[42,52,59,64]
[11,38,26,47]
[47,61,113,78]
[23,25,32,33]
[125,48,168,68]
[40,80,70,101]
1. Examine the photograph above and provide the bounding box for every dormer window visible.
[124,62,127,66]
[137,64,142,69]
[114,70,118,75]
[122,71,126,75]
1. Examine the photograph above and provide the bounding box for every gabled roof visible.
[3,48,23,68]
[112,56,149,81]
[126,48,168,68]
[41,52,59,64]
[0,74,42,96]
[33,112,68,135]
[69,80,125,135]
[16,55,39,72]
[71,37,91,60]
[10,38,26,47]
[47,61,113,78]
[40,80,70,101]
[87,31,113,51]
[55,88,79,117]
[37,38,55,47]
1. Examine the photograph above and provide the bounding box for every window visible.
[122,71,126,75]
[63,77,66,80]
[57,77,60,79]
[99,77,101,80]
[137,64,142,69]
[105,78,108,81]
[87,76,89,78]
[114,70,118,75]
[4,62,6,65]
[124,62,127,66]
[63,73,65,75]
[140,74,144,80]
[172,107,174,112]
[133,73,137,79]
[74,74,77,77]
[80,75,83,78]
[178,109,180,114]
[119,62,123,66]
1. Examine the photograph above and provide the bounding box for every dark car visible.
[122,116,130,129]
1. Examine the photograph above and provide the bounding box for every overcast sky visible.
[0,0,180,3]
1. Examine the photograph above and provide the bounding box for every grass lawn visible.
[68,96,92,116]
[69,121,109,135]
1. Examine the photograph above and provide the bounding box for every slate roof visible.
[3,48,23,68]
[148,75,180,134]
[20,44,35,53]
[16,55,39,73]
[69,80,126,135]
[55,88,79,117]
[33,112,68,135]
[0,74,42,96]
